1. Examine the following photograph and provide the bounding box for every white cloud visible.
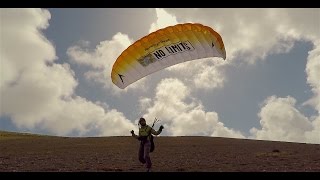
[4,8,318,142]
[138,97,152,113]
[140,78,244,138]
[67,32,148,93]
[67,8,177,92]
[39,96,135,136]
[149,8,178,33]
[303,40,320,144]
[162,8,320,143]
[273,9,320,41]
[0,8,55,90]
[304,40,320,112]
[148,8,228,91]
[305,116,320,144]
[67,8,231,92]
[167,58,227,90]
[250,96,320,144]
[0,8,135,136]
[147,8,320,96]
[67,33,131,69]
[164,8,320,63]
[63,8,320,142]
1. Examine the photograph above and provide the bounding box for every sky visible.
[0,8,319,144]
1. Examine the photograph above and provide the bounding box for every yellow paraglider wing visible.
[111,23,226,89]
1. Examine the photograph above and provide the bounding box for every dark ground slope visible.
[0,131,319,172]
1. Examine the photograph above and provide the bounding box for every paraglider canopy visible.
[111,23,226,89]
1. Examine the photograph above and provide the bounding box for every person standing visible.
[131,117,164,172]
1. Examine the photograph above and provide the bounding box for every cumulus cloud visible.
[305,116,320,144]
[149,8,178,33]
[3,8,318,143]
[66,8,227,92]
[149,8,320,93]
[303,40,320,144]
[165,8,320,63]
[67,32,148,93]
[304,40,320,112]
[67,8,179,92]
[140,78,244,138]
[148,8,228,91]
[250,96,319,144]
[167,59,227,90]
[67,8,231,92]
[67,33,131,69]
[0,9,135,136]
[162,8,320,143]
